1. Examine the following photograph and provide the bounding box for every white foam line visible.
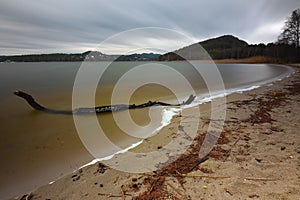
[230,85,260,94]
[77,108,181,170]
[48,140,141,184]
[151,107,182,135]
[181,65,294,110]
[48,140,143,185]
[78,140,144,169]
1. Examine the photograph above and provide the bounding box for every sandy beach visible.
[13,64,300,200]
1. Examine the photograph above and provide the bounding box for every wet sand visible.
[14,65,300,200]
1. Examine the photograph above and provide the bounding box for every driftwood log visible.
[14,90,196,115]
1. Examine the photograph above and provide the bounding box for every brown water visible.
[0,62,293,199]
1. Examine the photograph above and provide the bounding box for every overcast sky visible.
[1,0,300,55]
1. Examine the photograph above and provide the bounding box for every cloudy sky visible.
[1,0,300,55]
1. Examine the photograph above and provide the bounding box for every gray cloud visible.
[0,0,300,55]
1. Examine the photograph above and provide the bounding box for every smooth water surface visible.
[0,61,293,199]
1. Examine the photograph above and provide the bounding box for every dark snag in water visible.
[14,90,196,115]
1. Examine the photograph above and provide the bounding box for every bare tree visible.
[278,8,300,48]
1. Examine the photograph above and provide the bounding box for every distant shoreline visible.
[0,56,297,65]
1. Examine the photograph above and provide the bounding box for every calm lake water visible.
[0,61,293,199]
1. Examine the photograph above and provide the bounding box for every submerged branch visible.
[14,90,196,115]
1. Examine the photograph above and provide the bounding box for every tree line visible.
[0,52,159,62]
[159,8,300,63]
[159,43,299,62]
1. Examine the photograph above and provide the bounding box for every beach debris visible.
[71,174,80,181]
[20,193,33,200]
[130,76,298,199]
[270,91,287,97]
[270,126,284,132]
[223,136,241,162]
[132,183,139,189]
[132,178,138,182]
[97,192,132,198]
[166,181,185,197]
[131,130,232,199]
[180,174,231,179]
[209,146,230,161]
[280,146,286,151]
[178,125,193,141]
[244,177,277,181]
[249,194,260,198]
[230,83,300,125]
[255,158,262,163]
[198,167,214,174]
[232,91,287,125]
[225,188,233,196]
[121,185,126,200]
[97,162,109,174]
[131,133,207,199]
[286,81,300,94]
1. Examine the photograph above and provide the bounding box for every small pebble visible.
[132,183,138,189]
[255,158,262,163]
[72,175,80,181]
[71,174,77,178]
[132,178,137,182]
[249,194,260,198]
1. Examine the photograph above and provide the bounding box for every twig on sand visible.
[190,155,209,171]
[120,185,126,200]
[223,136,241,162]
[149,178,159,194]
[181,174,231,179]
[201,118,225,122]
[98,192,132,198]
[166,181,185,196]
[244,177,277,181]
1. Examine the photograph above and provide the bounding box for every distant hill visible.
[82,51,119,61]
[0,56,7,62]
[200,35,248,50]
[1,53,87,62]
[159,35,249,60]
[115,53,160,61]
[0,52,160,62]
